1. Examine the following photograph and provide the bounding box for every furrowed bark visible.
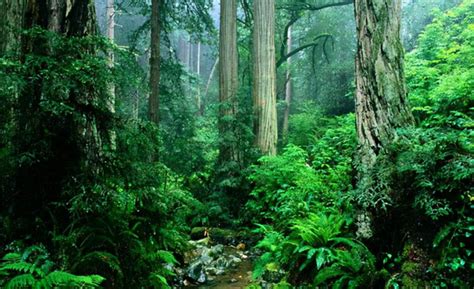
[253,0,277,155]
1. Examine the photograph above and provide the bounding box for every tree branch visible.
[276,34,333,68]
[277,0,354,12]
[279,14,300,62]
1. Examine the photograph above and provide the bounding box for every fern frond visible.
[73,251,123,278]
[4,273,35,289]
[45,271,105,287]
[313,265,345,285]
[1,262,42,276]
[1,253,21,262]
[155,250,177,265]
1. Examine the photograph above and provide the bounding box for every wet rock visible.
[213,256,229,270]
[209,244,224,256]
[209,228,238,244]
[205,266,218,276]
[229,256,242,267]
[187,261,207,283]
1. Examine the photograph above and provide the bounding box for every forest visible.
[0,0,472,288]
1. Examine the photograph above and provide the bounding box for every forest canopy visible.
[0,0,472,288]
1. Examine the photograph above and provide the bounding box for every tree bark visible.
[204,57,218,101]
[196,41,202,114]
[11,0,102,237]
[19,0,100,169]
[0,0,26,55]
[149,0,161,124]
[253,0,277,155]
[218,0,238,161]
[282,25,292,142]
[354,0,414,168]
[107,0,116,149]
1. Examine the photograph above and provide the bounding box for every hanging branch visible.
[276,34,333,68]
[279,13,300,62]
[277,0,353,12]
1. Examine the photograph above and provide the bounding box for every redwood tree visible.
[354,0,414,170]
[218,0,238,162]
[354,0,415,239]
[9,0,106,239]
[253,0,278,155]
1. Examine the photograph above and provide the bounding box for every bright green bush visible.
[252,212,376,288]
[246,113,356,228]
[245,144,329,227]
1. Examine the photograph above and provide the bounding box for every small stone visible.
[216,268,225,275]
[230,256,242,265]
[205,267,217,276]
[236,243,246,250]
[230,278,238,283]
[197,272,206,283]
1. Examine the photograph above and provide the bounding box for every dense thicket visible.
[0,0,472,288]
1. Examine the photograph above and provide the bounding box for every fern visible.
[0,246,105,289]
[3,274,36,289]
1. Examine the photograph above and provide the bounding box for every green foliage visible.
[287,102,327,148]
[246,145,325,227]
[406,0,474,129]
[0,246,104,288]
[252,212,376,288]
[53,120,200,288]
[246,113,355,228]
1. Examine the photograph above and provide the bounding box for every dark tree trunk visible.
[282,26,292,142]
[149,0,161,124]
[8,0,103,240]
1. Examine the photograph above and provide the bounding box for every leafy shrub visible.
[245,145,329,228]
[0,246,104,289]
[287,101,328,148]
[253,212,377,288]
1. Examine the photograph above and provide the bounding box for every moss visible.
[401,274,426,288]
[401,261,422,273]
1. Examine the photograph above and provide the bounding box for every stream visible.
[176,239,255,288]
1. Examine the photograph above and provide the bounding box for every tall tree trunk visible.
[253,0,277,155]
[149,0,161,124]
[186,36,191,68]
[12,0,101,239]
[19,0,100,168]
[107,0,116,149]
[282,25,292,142]
[204,57,219,104]
[354,0,414,168]
[218,0,238,162]
[196,41,201,114]
[354,0,414,240]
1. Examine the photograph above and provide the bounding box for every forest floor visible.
[181,229,256,288]
[191,246,253,288]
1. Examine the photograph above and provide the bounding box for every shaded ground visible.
[187,245,254,289]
